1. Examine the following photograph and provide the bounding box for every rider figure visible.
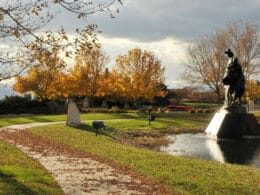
[223,49,245,106]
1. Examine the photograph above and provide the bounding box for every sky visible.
[1,0,260,98]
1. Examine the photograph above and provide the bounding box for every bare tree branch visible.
[0,0,123,81]
[184,21,260,101]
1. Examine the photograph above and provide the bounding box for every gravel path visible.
[0,123,170,195]
[0,122,64,131]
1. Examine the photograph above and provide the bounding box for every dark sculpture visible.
[222,49,245,106]
[206,49,260,138]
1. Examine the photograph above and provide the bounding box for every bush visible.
[164,104,194,112]
[111,106,120,110]
[81,108,109,113]
[127,110,140,113]
[196,109,204,113]
[189,109,196,114]
[109,108,126,113]
[0,96,66,114]
[47,101,67,114]
[80,107,130,113]
[203,109,215,113]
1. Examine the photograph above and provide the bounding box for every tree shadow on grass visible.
[0,171,37,195]
[72,123,115,138]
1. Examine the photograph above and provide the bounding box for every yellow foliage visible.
[112,48,165,103]
[68,47,108,98]
[13,39,67,99]
[13,34,166,104]
[245,80,260,99]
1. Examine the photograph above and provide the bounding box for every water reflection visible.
[160,133,260,168]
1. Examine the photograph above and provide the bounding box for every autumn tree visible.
[70,48,109,106]
[113,48,165,106]
[97,68,116,105]
[13,26,104,100]
[13,31,67,99]
[245,80,260,100]
[99,68,127,105]
[184,21,260,101]
[0,0,122,81]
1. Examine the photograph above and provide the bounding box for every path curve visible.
[0,122,64,131]
[0,122,170,195]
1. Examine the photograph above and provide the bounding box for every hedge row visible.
[80,107,139,113]
[189,109,215,114]
[0,96,66,114]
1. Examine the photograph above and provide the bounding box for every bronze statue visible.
[206,49,260,139]
[222,49,245,106]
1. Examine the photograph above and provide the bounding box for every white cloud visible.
[0,78,16,99]
[0,78,15,85]
[168,80,189,89]
[2,0,260,94]
[0,43,10,49]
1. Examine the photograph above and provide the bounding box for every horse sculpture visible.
[222,49,245,106]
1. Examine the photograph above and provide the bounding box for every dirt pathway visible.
[0,125,170,195]
[0,122,64,131]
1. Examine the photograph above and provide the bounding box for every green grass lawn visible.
[83,116,206,131]
[182,102,220,109]
[30,124,260,194]
[87,112,211,132]
[0,110,258,129]
[0,140,63,194]
[0,115,67,127]
[254,112,260,121]
[0,112,211,128]
[1,112,260,194]
[0,113,143,127]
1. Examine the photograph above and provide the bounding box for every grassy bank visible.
[0,114,66,127]
[0,111,258,129]
[0,112,211,128]
[81,113,210,148]
[0,113,143,127]
[1,112,260,193]
[0,112,211,149]
[30,124,260,194]
[0,139,63,194]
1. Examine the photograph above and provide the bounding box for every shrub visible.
[47,101,67,114]
[81,108,109,113]
[111,106,120,110]
[0,96,66,114]
[189,109,196,114]
[164,104,194,112]
[81,107,144,113]
[196,109,204,113]
[203,109,215,113]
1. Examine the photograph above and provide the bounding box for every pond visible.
[160,133,260,169]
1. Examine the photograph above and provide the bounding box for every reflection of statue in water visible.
[222,49,245,106]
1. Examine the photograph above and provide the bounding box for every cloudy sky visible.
[1,0,260,98]
[60,0,260,86]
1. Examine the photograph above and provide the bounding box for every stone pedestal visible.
[205,105,260,138]
[66,100,81,127]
